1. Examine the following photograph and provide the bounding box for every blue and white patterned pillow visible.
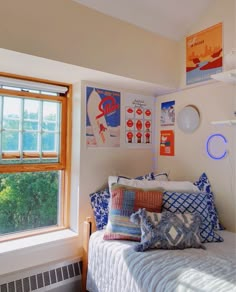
[130,208,204,251]
[162,192,223,243]
[89,188,110,230]
[194,173,224,230]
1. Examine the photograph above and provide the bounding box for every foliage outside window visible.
[0,73,72,241]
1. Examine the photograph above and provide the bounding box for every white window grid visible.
[0,86,61,164]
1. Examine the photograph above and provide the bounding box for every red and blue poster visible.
[86,86,120,147]
[186,23,223,85]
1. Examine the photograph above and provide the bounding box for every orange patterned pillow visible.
[103,184,163,241]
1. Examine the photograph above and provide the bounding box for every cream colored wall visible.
[156,0,236,232]
[156,83,236,231]
[78,82,155,245]
[0,0,179,88]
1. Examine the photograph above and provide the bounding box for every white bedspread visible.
[87,230,236,292]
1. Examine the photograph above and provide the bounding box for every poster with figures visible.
[160,130,174,156]
[86,86,121,147]
[160,101,175,126]
[125,93,154,146]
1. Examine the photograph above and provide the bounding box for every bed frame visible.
[82,217,95,292]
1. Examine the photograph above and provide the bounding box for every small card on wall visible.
[160,130,175,156]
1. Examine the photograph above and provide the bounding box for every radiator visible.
[0,258,82,292]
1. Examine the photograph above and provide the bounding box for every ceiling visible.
[73,0,215,41]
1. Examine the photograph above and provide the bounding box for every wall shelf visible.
[211,69,236,84]
[211,120,236,126]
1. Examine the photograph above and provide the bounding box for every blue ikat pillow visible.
[130,209,204,251]
[89,188,110,230]
[194,173,224,230]
[162,191,223,243]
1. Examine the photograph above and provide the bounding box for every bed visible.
[83,173,236,292]
[86,229,236,292]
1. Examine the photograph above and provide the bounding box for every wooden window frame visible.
[0,72,72,242]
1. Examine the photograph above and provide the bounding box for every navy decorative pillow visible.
[194,173,224,230]
[163,192,223,243]
[89,188,110,230]
[130,209,204,251]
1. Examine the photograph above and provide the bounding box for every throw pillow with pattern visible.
[130,209,204,251]
[194,173,224,230]
[162,191,223,243]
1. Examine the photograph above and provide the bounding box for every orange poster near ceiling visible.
[186,22,223,85]
[160,130,174,156]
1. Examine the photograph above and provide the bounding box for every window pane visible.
[0,171,59,235]
[43,102,58,123]
[3,97,21,130]
[2,131,19,151]
[24,99,39,120]
[23,132,38,151]
[42,133,57,151]
[23,121,38,130]
[3,118,19,130]
[43,121,56,131]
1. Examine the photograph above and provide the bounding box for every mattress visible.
[87,230,236,292]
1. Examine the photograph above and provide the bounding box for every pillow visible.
[152,172,169,181]
[103,184,163,241]
[116,177,201,193]
[162,191,223,243]
[89,188,110,230]
[108,172,168,194]
[194,173,224,230]
[119,172,168,181]
[130,209,204,251]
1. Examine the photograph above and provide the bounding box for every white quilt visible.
[87,230,236,292]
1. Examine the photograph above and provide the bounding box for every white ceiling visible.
[73,0,215,41]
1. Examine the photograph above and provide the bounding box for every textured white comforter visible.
[87,230,236,292]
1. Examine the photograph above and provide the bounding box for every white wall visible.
[156,0,236,232]
[77,82,155,245]
[156,82,236,231]
[0,0,179,89]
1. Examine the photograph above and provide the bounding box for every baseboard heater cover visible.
[0,258,82,292]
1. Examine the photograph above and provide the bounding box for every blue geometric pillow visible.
[163,192,224,243]
[130,209,204,251]
[89,188,110,230]
[194,173,224,230]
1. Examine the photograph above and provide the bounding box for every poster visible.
[160,101,175,126]
[160,130,175,156]
[125,93,154,146]
[186,22,223,85]
[86,86,120,147]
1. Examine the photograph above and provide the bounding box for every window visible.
[0,73,72,241]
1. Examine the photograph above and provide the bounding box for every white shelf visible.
[211,69,236,84]
[211,120,236,126]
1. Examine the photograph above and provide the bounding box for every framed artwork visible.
[86,86,120,147]
[160,130,175,156]
[186,22,223,85]
[124,93,154,147]
[160,101,175,126]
